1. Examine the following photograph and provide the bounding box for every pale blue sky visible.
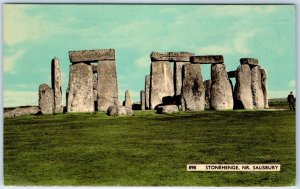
[3,4,296,107]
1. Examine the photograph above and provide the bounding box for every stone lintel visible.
[69,49,115,63]
[191,55,224,64]
[150,52,194,62]
[240,58,259,66]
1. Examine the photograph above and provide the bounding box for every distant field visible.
[4,110,295,186]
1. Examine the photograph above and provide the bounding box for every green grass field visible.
[4,110,295,186]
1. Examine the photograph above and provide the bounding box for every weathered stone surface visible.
[210,64,234,110]
[181,64,205,111]
[97,60,119,111]
[157,105,179,114]
[39,84,54,114]
[234,64,253,109]
[145,75,150,109]
[261,68,269,109]
[150,52,194,62]
[174,62,191,96]
[67,63,94,112]
[107,105,133,116]
[4,106,39,118]
[251,65,264,109]
[69,49,115,63]
[227,71,236,78]
[240,58,259,66]
[191,55,224,64]
[51,57,63,113]
[203,80,212,109]
[124,90,132,108]
[140,90,145,110]
[150,61,174,109]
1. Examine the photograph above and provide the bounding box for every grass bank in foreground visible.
[4,110,295,186]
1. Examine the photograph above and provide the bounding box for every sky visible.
[3,4,296,107]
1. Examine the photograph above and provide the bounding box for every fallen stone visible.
[107,105,133,116]
[181,64,205,111]
[51,57,63,113]
[124,90,132,108]
[39,84,54,114]
[145,75,150,109]
[140,90,145,110]
[261,68,269,109]
[150,61,174,109]
[69,49,115,63]
[203,80,212,109]
[191,55,224,64]
[251,65,264,109]
[4,106,40,118]
[174,62,191,96]
[240,58,259,66]
[67,63,94,112]
[157,105,179,114]
[210,64,234,110]
[150,52,194,62]
[97,60,119,111]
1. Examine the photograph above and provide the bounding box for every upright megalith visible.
[67,63,94,112]
[150,61,174,109]
[124,90,132,108]
[140,90,146,110]
[174,62,190,96]
[97,60,119,111]
[51,57,63,113]
[210,63,234,110]
[181,64,205,111]
[234,64,253,109]
[261,68,269,109]
[145,75,150,109]
[39,84,54,114]
[203,80,212,109]
[251,65,264,109]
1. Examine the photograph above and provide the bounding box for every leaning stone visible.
[210,64,234,110]
[174,62,191,96]
[251,65,264,109]
[140,90,146,110]
[240,58,259,66]
[97,60,119,111]
[39,84,54,114]
[124,90,132,108]
[157,105,179,114]
[4,106,39,118]
[107,105,133,116]
[145,75,150,109]
[67,63,94,112]
[261,68,269,109]
[150,52,194,62]
[203,80,212,109]
[181,64,205,111]
[191,55,224,64]
[150,61,174,109]
[51,57,63,113]
[69,49,115,63]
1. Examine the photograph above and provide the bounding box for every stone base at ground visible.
[107,105,133,116]
[4,106,40,118]
[156,105,179,114]
[39,84,54,114]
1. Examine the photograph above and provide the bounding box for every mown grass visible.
[4,110,295,186]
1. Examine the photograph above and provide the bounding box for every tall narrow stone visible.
[203,80,212,109]
[261,68,269,109]
[251,65,264,109]
[234,64,253,109]
[67,63,94,112]
[97,60,119,111]
[140,90,146,110]
[124,90,132,108]
[150,61,174,109]
[174,62,190,96]
[39,84,54,114]
[181,64,205,111]
[210,64,233,110]
[145,75,150,109]
[51,57,63,113]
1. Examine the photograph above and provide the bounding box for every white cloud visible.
[197,45,233,55]
[289,80,296,88]
[213,5,278,17]
[234,29,259,54]
[135,55,151,68]
[4,50,26,73]
[4,90,38,107]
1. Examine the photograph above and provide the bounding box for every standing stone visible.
[145,75,150,109]
[251,65,264,109]
[203,80,212,109]
[261,68,269,109]
[150,61,174,109]
[174,62,191,96]
[51,57,63,113]
[140,90,146,110]
[39,84,54,114]
[210,64,234,110]
[97,60,119,111]
[124,90,132,108]
[67,63,94,112]
[181,64,205,111]
[234,64,253,109]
